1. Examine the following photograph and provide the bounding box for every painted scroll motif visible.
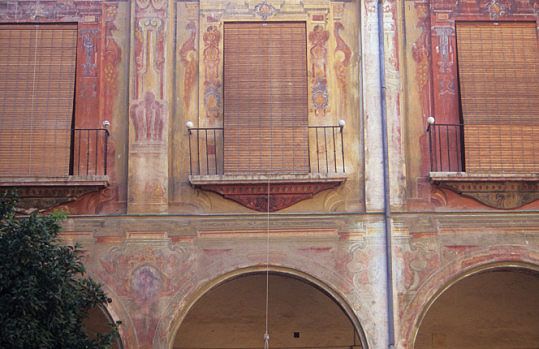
[333,22,351,109]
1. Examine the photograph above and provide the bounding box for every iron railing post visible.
[104,129,109,175]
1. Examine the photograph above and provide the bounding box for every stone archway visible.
[84,305,124,349]
[171,271,367,349]
[414,266,539,349]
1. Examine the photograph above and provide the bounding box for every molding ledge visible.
[189,174,346,212]
[429,172,539,209]
[0,176,109,211]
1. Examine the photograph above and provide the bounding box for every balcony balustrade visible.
[187,124,345,177]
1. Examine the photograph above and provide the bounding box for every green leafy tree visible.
[0,193,119,348]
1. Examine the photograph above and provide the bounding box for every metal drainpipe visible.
[377,0,396,348]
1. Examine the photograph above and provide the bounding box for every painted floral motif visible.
[479,0,515,18]
[254,0,277,20]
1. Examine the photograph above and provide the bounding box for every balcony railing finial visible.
[338,119,346,132]
[186,121,194,135]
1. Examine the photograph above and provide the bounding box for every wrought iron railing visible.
[427,121,539,173]
[71,128,109,176]
[427,122,465,172]
[187,124,345,176]
[308,125,345,174]
[187,127,224,176]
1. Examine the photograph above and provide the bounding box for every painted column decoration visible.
[333,21,351,113]
[179,20,197,115]
[434,27,455,96]
[128,0,171,213]
[203,25,221,121]
[411,1,432,120]
[76,25,101,129]
[309,24,329,117]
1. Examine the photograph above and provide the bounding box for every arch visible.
[406,252,539,348]
[85,305,124,349]
[85,269,137,349]
[164,265,370,349]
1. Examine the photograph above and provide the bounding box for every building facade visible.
[0,0,538,348]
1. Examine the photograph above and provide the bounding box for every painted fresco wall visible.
[395,0,539,347]
[61,215,389,348]
[171,0,364,213]
[403,0,539,211]
[0,0,130,215]
[2,0,539,348]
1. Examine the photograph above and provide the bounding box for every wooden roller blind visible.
[223,22,309,174]
[0,24,77,177]
[456,22,539,173]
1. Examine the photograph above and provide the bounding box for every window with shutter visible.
[188,21,346,212]
[223,22,309,175]
[456,21,539,174]
[0,24,77,177]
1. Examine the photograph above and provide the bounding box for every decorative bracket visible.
[0,177,109,212]
[190,174,346,212]
[430,173,539,209]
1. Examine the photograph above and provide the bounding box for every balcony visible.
[187,124,347,211]
[427,120,539,209]
[0,128,110,210]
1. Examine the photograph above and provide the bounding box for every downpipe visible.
[377,0,396,348]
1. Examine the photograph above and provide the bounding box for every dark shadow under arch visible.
[170,268,369,349]
[84,305,124,349]
[414,264,539,349]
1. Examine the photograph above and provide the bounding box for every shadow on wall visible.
[415,268,539,349]
[173,273,364,349]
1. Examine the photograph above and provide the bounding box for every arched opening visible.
[84,306,123,349]
[415,267,539,349]
[173,272,364,349]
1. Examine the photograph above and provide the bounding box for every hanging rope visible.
[264,176,270,349]
[263,21,273,349]
[28,1,40,172]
